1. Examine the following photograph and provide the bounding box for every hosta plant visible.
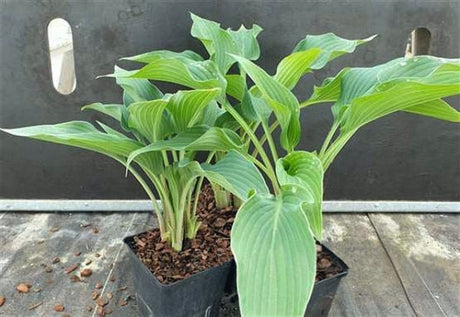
[2,13,460,316]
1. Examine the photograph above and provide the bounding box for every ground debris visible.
[70,275,83,283]
[28,301,43,310]
[44,265,53,273]
[95,282,103,289]
[74,251,81,256]
[81,268,92,277]
[16,283,30,293]
[96,297,108,307]
[52,257,60,264]
[49,226,60,233]
[65,264,79,274]
[54,304,65,312]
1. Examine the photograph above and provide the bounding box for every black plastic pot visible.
[305,244,349,316]
[124,234,232,317]
[221,244,349,317]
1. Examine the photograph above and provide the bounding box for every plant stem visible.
[320,129,356,170]
[126,165,165,234]
[252,121,280,157]
[262,121,279,163]
[319,120,340,157]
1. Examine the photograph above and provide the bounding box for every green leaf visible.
[105,59,226,94]
[300,68,348,108]
[225,74,246,101]
[201,150,269,200]
[2,121,141,157]
[404,99,460,122]
[301,56,460,126]
[190,13,263,73]
[227,24,263,61]
[231,54,301,151]
[114,66,163,105]
[276,151,324,239]
[81,103,124,121]
[274,48,322,89]
[293,33,377,70]
[240,89,272,123]
[122,50,203,64]
[166,88,221,132]
[191,13,238,73]
[231,186,316,317]
[127,99,169,142]
[340,57,460,131]
[126,126,242,167]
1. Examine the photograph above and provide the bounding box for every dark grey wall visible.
[1,0,459,200]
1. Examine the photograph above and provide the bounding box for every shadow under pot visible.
[124,233,232,317]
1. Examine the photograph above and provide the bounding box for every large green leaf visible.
[227,24,263,61]
[122,50,203,64]
[2,121,164,173]
[231,186,317,317]
[81,103,124,121]
[2,121,141,157]
[201,150,269,200]
[105,59,226,94]
[190,13,262,73]
[340,58,460,131]
[404,99,460,122]
[127,99,169,142]
[301,56,460,125]
[231,54,301,151]
[114,66,163,105]
[165,88,221,132]
[276,151,324,239]
[225,74,246,101]
[274,48,321,90]
[126,126,242,167]
[293,33,377,70]
[191,13,238,73]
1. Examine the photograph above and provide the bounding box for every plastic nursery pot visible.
[305,244,349,317]
[124,233,232,317]
[222,244,349,317]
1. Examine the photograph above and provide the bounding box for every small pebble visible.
[81,269,92,277]
[54,304,65,312]
[16,283,30,293]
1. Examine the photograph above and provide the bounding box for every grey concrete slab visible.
[0,212,155,316]
[369,214,460,317]
[323,214,415,317]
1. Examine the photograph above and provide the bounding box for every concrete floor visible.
[0,212,458,316]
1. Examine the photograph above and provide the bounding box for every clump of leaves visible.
[3,13,460,316]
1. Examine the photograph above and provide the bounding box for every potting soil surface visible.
[0,211,458,316]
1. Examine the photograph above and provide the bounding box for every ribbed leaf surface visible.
[293,33,377,70]
[276,151,324,239]
[231,187,316,317]
[201,150,269,200]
